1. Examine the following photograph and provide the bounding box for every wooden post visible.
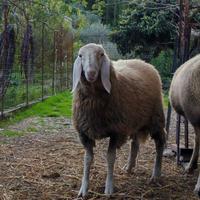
[174,0,191,162]
[181,0,190,149]
[0,0,9,118]
[166,0,191,162]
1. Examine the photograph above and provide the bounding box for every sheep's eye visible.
[100,53,104,57]
[79,54,82,58]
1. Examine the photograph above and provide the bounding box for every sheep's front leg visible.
[78,139,94,197]
[105,137,117,196]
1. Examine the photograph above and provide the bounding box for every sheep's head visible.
[72,43,111,94]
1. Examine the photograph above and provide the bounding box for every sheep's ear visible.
[72,57,82,92]
[101,54,111,94]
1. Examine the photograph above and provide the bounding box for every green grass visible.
[0,91,72,128]
[26,126,38,132]
[0,90,169,138]
[1,130,24,137]
[163,94,169,108]
[4,81,52,109]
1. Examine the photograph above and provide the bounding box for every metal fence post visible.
[71,44,74,89]
[176,114,181,165]
[1,96,4,119]
[184,118,189,148]
[41,23,44,100]
[26,75,29,106]
[166,101,172,140]
[52,31,56,95]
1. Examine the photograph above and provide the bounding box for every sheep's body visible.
[72,43,166,197]
[169,54,200,196]
[73,59,165,146]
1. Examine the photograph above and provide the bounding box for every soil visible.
[0,111,199,200]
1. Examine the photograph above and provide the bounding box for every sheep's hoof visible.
[123,164,135,174]
[78,186,89,199]
[104,186,114,197]
[184,163,197,175]
[184,167,195,175]
[194,186,200,198]
[123,164,131,174]
[149,176,160,184]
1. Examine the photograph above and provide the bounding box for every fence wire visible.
[0,21,73,118]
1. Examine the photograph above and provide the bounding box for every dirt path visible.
[0,114,199,200]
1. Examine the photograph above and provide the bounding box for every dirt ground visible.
[0,112,199,200]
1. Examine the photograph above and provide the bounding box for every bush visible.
[150,49,173,90]
[84,12,101,24]
[80,22,110,43]
[102,42,121,60]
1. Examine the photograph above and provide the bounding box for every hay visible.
[0,114,199,200]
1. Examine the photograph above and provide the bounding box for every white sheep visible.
[169,54,200,197]
[72,43,166,197]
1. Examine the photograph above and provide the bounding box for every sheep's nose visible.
[86,69,97,82]
[88,70,96,78]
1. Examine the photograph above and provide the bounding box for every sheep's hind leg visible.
[150,128,165,182]
[185,126,199,174]
[78,138,94,197]
[123,138,139,174]
[105,136,117,196]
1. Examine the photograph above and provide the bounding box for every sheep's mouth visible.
[87,77,96,83]
[85,73,98,83]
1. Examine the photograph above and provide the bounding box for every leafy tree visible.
[92,0,106,17]
[111,0,177,60]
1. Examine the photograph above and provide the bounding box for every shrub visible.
[102,42,121,60]
[80,22,110,43]
[150,49,173,90]
[84,12,101,24]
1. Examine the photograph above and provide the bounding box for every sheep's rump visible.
[169,54,200,125]
[73,59,165,146]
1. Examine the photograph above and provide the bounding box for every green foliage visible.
[84,12,101,24]
[87,0,121,26]
[150,49,173,89]
[102,42,121,60]
[112,0,176,58]
[163,94,169,108]
[92,0,106,17]
[80,22,110,43]
[3,71,55,109]
[3,0,78,31]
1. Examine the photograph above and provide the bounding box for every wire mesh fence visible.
[1,0,199,119]
[0,20,73,118]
